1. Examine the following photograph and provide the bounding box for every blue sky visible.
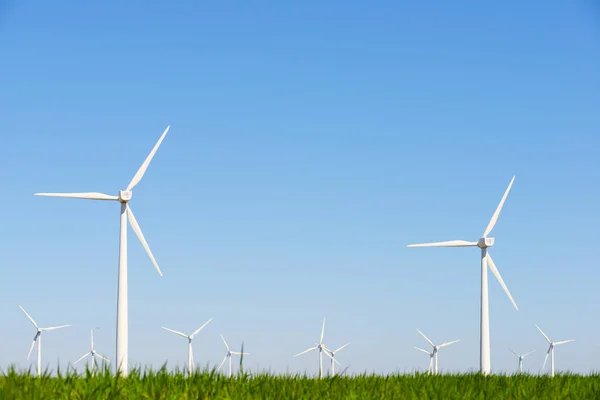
[0,0,599,375]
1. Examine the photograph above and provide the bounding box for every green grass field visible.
[0,367,599,400]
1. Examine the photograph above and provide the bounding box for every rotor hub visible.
[477,237,495,248]
[118,190,132,203]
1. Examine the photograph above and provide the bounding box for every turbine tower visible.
[509,348,534,373]
[19,305,71,377]
[73,329,110,375]
[536,325,575,377]
[324,342,350,377]
[415,328,459,374]
[161,317,213,375]
[407,176,519,374]
[293,318,328,378]
[34,126,170,376]
[218,334,250,378]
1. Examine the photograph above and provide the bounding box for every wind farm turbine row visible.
[29,125,577,376]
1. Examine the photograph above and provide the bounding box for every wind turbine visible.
[293,318,328,378]
[161,317,213,375]
[34,126,170,376]
[509,348,535,373]
[536,325,575,377]
[73,329,110,375]
[407,176,519,374]
[324,342,350,377]
[414,347,434,374]
[415,328,459,374]
[218,334,250,378]
[19,305,71,377]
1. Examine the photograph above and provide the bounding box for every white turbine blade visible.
[218,355,228,371]
[34,192,119,201]
[191,318,213,338]
[293,346,318,357]
[416,329,435,348]
[323,351,341,365]
[509,348,519,357]
[407,240,478,248]
[486,253,519,310]
[127,205,162,276]
[334,342,350,353]
[73,352,90,365]
[438,339,460,349]
[482,175,515,238]
[91,329,94,350]
[535,325,551,344]
[161,326,188,339]
[542,348,551,370]
[95,353,110,362]
[522,350,536,357]
[42,324,71,331]
[554,339,576,346]
[320,318,326,344]
[126,125,170,191]
[230,351,250,355]
[414,347,430,355]
[19,305,38,329]
[27,333,39,360]
[220,334,230,352]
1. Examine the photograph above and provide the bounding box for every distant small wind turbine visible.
[35,126,170,376]
[416,328,459,374]
[414,347,434,374]
[73,329,110,375]
[161,318,213,375]
[19,305,71,377]
[536,325,575,377]
[408,176,519,375]
[509,348,535,373]
[324,342,350,376]
[293,318,328,378]
[218,334,249,378]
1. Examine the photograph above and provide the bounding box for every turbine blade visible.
[127,205,162,276]
[482,175,515,238]
[191,318,213,338]
[91,329,94,350]
[438,339,460,348]
[542,349,550,370]
[34,192,119,201]
[220,334,230,352]
[95,353,110,362]
[486,253,519,310]
[230,351,250,355]
[42,324,71,331]
[19,305,38,329]
[509,348,519,357]
[161,326,188,339]
[334,342,350,353]
[27,332,39,360]
[416,329,435,348]
[554,339,576,346]
[320,318,326,344]
[218,355,228,371]
[293,346,318,357]
[535,325,551,344]
[73,353,89,365]
[522,350,536,357]
[414,347,430,355]
[407,240,478,248]
[126,125,170,191]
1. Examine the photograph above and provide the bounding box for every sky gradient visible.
[0,1,599,375]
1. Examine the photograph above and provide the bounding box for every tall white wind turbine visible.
[34,126,170,376]
[218,334,250,378]
[415,329,459,374]
[161,318,213,375]
[407,176,519,374]
[536,325,575,377]
[324,342,350,377]
[293,318,328,378]
[73,329,110,375]
[19,305,71,377]
[509,348,534,373]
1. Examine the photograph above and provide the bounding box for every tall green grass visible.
[0,365,598,399]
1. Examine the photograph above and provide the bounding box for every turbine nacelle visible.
[118,190,132,203]
[477,237,495,248]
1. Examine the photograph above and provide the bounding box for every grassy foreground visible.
[0,367,598,399]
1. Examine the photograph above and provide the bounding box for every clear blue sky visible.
[0,0,599,375]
